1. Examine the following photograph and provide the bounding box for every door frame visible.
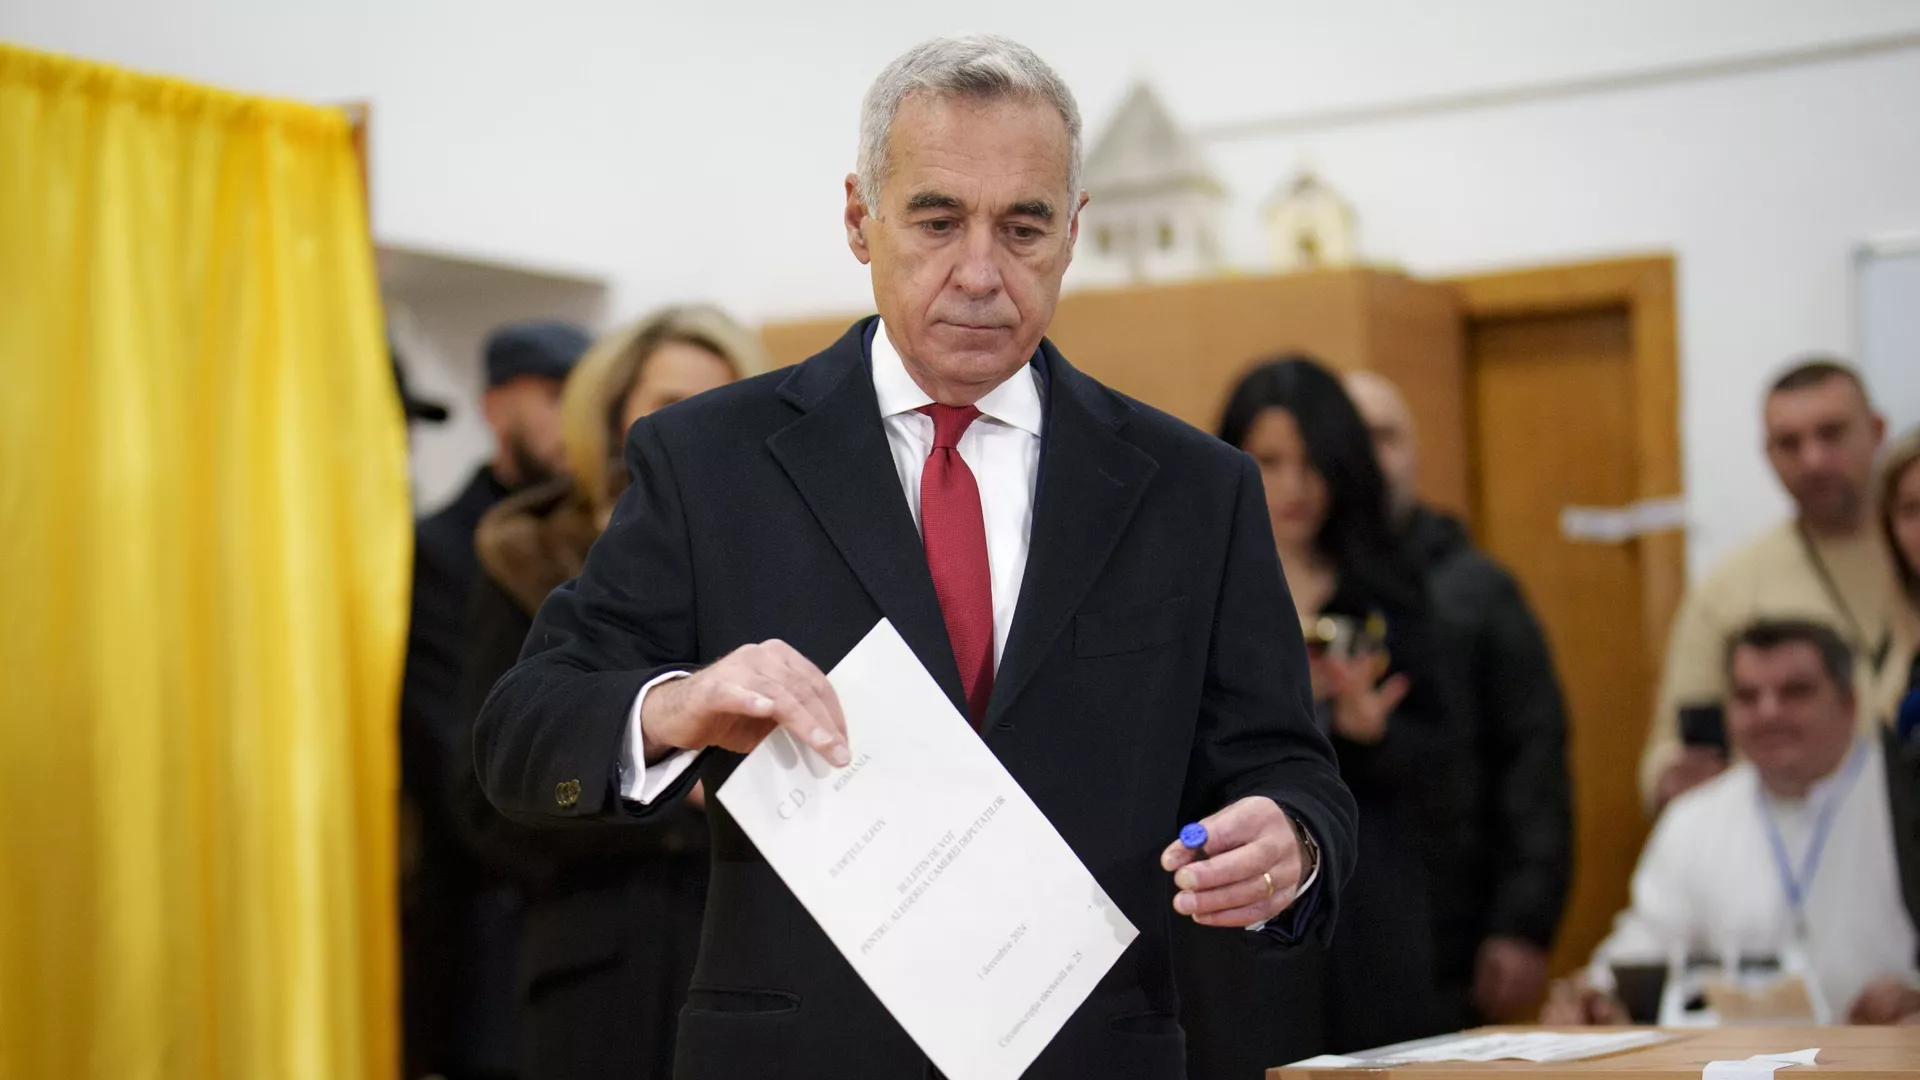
[1442,254,1686,664]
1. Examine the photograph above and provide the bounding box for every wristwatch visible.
[1286,811,1320,888]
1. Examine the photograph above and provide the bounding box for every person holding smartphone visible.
[1173,357,1459,1077]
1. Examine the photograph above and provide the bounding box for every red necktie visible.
[918,404,995,728]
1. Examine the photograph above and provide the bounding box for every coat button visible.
[555,779,581,808]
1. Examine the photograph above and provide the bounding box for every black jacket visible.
[408,467,511,821]
[401,466,523,1077]
[474,319,1357,1080]
[451,479,709,1080]
[1401,507,1572,988]
[1888,649,1920,964]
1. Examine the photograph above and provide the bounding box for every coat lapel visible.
[766,320,970,715]
[986,343,1159,728]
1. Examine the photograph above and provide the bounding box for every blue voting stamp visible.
[1179,822,1208,850]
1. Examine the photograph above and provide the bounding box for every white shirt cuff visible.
[618,670,699,804]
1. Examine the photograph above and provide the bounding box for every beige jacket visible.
[1640,519,1901,807]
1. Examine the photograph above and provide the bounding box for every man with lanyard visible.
[1546,618,1919,1024]
[1641,359,1897,811]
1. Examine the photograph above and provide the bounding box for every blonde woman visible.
[452,305,767,1080]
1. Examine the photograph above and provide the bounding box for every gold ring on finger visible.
[1263,871,1274,897]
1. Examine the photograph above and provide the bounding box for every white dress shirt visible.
[1587,737,1919,1018]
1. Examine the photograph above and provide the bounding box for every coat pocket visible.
[1074,596,1190,657]
[673,993,800,1079]
[682,985,802,1016]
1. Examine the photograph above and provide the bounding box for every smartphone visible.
[1678,702,1727,752]
[1302,614,1387,658]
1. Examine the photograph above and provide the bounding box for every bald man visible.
[1345,370,1574,1025]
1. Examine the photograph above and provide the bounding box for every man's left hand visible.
[1160,796,1305,928]
[1474,936,1550,1021]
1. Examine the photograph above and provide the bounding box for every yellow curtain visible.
[0,43,407,1080]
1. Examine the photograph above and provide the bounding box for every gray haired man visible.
[474,35,1354,1080]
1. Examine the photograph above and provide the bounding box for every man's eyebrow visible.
[905,192,962,212]
[1008,199,1055,220]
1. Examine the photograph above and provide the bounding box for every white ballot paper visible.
[1289,1030,1675,1068]
[1702,1048,1821,1080]
[717,619,1138,1080]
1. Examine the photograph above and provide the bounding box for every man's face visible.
[1342,371,1418,520]
[1726,641,1857,795]
[1763,377,1884,532]
[483,375,567,487]
[845,92,1086,403]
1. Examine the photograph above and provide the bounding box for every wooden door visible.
[1451,256,1685,980]
[1470,308,1650,976]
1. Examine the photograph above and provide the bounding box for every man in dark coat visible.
[401,321,588,1080]
[1346,370,1574,1025]
[473,34,1355,1080]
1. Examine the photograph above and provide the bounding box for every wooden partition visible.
[761,267,1470,518]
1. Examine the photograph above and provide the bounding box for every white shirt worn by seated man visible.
[1587,735,1918,1017]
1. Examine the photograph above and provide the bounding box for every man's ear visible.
[480,385,507,435]
[1063,189,1091,265]
[845,174,873,266]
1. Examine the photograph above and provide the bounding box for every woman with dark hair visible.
[1176,356,1454,1077]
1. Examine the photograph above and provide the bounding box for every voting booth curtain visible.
[0,43,408,1080]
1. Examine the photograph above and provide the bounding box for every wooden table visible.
[1267,1027,1920,1080]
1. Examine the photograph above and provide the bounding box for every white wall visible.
[1199,46,1920,568]
[8,0,1920,567]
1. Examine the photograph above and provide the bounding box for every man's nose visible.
[951,229,1002,297]
[1798,440,1837,475]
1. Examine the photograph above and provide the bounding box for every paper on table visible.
[1370,1030,1672,1064]
[716,620,1138,1080]
[1702,1048,1821,1080]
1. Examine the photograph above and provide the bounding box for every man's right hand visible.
[640,640,850,767]
[1654,746,1727,808]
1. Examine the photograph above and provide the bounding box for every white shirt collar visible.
[869,318,1045,437]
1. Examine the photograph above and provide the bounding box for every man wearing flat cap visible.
[401,319,589,1080]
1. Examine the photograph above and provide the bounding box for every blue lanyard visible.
[1757,743,1868,929]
